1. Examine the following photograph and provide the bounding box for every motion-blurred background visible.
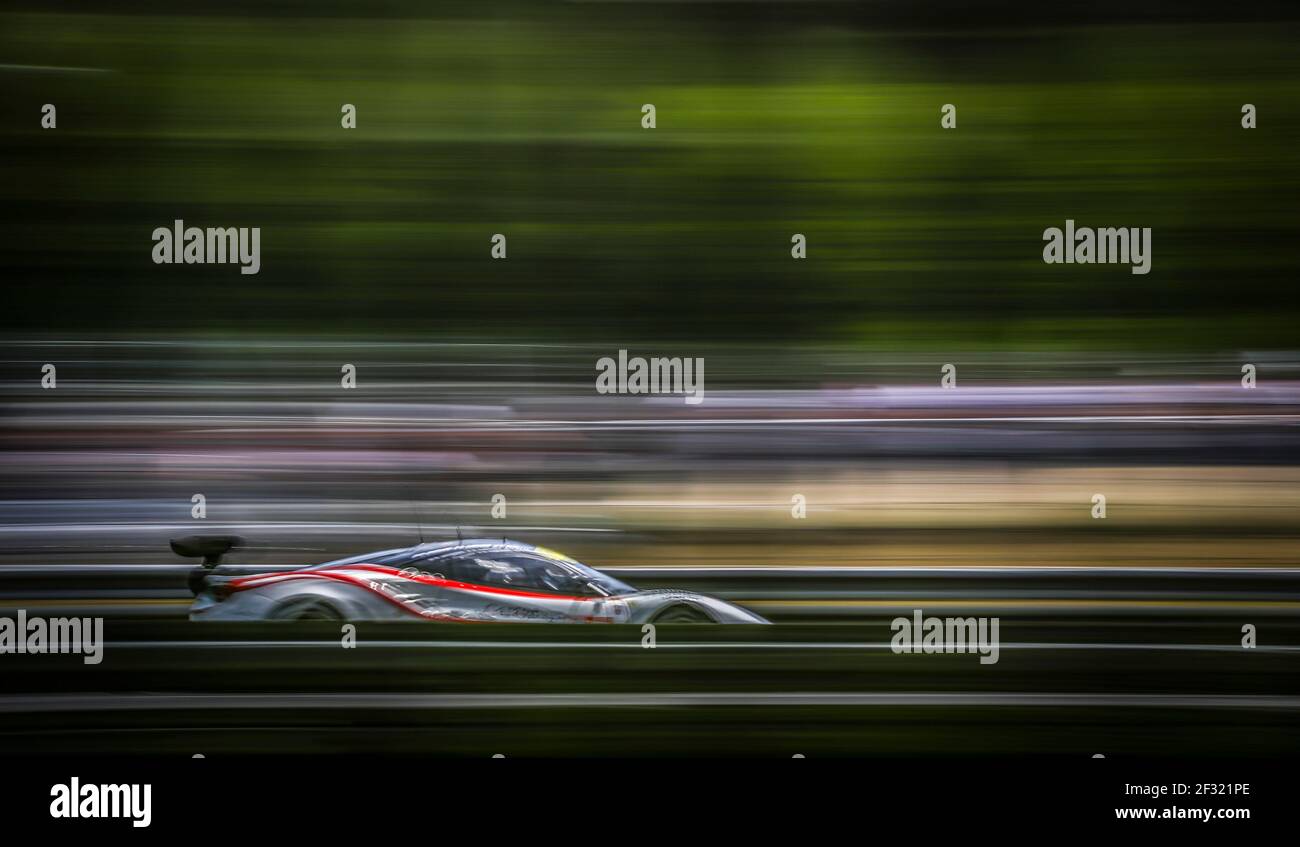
[1,1,1299,757]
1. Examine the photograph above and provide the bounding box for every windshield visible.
[555,558,636,596]
[526,545,637,596]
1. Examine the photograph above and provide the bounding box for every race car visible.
[177,535,769,624]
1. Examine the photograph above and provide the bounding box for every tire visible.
[652,604,714,623]
[271,597,344,621]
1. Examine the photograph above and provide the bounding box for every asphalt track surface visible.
[2,571,1300,758]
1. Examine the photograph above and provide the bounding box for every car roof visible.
[312,538,538,569]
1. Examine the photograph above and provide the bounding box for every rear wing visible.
[170,535,243,568]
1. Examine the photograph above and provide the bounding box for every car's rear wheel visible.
[272,598,344,621]
[652,605,714,623]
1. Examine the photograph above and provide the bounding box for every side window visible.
[448,554,531,589]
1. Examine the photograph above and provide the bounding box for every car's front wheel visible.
[652,605,714,623]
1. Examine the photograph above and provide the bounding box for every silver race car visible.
[179,536,768,624]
